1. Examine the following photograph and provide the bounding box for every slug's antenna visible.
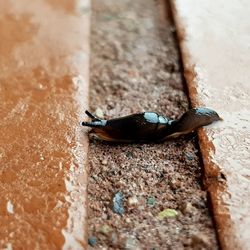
[85,110,101,121]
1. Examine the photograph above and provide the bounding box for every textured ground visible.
[86,0,218,249]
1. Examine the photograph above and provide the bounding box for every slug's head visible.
[173,107,222,135]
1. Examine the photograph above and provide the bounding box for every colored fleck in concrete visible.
[0,0,90,249]
[171,1,250,249]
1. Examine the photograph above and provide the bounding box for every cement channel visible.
[86,0,218,248]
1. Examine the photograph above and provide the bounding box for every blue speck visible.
[88,236,97,246]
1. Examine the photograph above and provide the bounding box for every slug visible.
[81,107,222,142]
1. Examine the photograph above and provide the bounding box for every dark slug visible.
[81,107,222,142]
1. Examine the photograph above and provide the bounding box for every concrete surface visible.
[0,0,90,249]
[87,0,217,248]
[171,0,250,249]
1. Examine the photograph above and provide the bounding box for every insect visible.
[81,107,222,142]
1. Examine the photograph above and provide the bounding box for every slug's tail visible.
[82,110,106,128]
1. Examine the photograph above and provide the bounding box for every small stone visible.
[99,224,112,235]
[126,151,134,158]
[9,232,14,238]
[91,174,99,181]
[102,213,108,220]
[190,233,211,249]
[185,152,194,161]
[127,196,139,206]
[132,183,137,188]
[36,83,46,90]
[88,236,97,246]
[138,205,145,211]
[147,197,156,207]
[165,193,174,200]
[125,236,141,250]
[169,179,181,190]
[6,200,14,214]
[101,159,108,165]
[157,208,178,219]
[125,217,131,223]
[112,191,125,215]
[95,107,104,118]
[40,154,45,161]
[180,202,195,215]
[111,232,118,245]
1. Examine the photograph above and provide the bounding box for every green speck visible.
[102,14,119,22]
[157,208,178,219]
[147,197,156,207]
[185,152,194,161]
[98,224,111,235]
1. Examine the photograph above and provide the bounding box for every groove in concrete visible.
[171,1,250,249]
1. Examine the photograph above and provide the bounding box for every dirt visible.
[87,0,218,249]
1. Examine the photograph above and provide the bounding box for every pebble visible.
[112,191,125,215]
[91,174,99,181]
[157,208,178,219]
[169,179,182,190]
[180,202,195,215]
[185,152,194,161]
[99,224,112,235]
[126,151,134,158]
[165,193,174,200]
[9,232,14,238]
[88,236,97,246]
[101,159,108,165]
[147,197,156,207]
[190,233,211,249]
[125,236,141,250]
[125,217,131,223]
[102,213,108,220]
[95,107,104,118]
[138,205,145,211]
[111,232,118,245]
[127,196,139,206]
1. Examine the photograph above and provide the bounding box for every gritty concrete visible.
[0,0,90,249]
[87,0,218,249]
[171,0,250,249]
